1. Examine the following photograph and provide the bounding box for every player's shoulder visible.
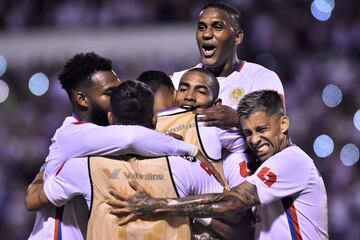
[243,61,279,77]
[270,145,314,167]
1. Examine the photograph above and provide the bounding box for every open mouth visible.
[255,143,269,156]
[202,44,216,57]
[181,105,198,111]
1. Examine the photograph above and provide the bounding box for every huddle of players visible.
[25,2,328,240]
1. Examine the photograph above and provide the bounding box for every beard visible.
[90,103,109,126]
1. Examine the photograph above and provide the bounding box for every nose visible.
[250,133,261,146]
[184,90,196,102]
[202,27,213,40]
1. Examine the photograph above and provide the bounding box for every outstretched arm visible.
[107,181,260,224]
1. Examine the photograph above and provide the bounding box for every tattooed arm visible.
[108,181,260,224]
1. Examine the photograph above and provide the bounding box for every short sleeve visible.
[168,157,223,197]
[44,157,91,208]
[246,148,312,205]
[223,152,249,188]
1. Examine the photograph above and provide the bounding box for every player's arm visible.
[58,124,198,160]
[25,172,51,211]
[108,181,260,224]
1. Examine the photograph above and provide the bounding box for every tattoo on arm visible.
[130,181,260,218]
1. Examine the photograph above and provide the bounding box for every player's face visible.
[175,71,214,110]
[196,7,241,68]
[241,111,289,162]
[86,71,121,126]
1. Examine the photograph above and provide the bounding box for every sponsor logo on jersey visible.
[230,88,244,103]
[104,169,165,181]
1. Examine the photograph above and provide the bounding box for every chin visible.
[202,57,218,67]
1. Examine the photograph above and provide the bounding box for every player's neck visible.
[72,110,91,123]
[205,57,239,77]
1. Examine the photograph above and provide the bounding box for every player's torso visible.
[255,165,328,240]
[87,155,191,240]
[171,62,280,110]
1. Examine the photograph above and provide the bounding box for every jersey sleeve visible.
[217,127,247,153]
[56,123,196,161]
[246,151,312,205]
[168,156,224,197]
[44,157,91,208]
[223,152,249,188]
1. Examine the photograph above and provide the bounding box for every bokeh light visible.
[340,143,359,166]
[28,73,49,96]
[0,55,7,77]
[354,110,360,131]
[322,84,342,107]
[0,80,10,103]
[313,134,334,158]
[311,0,332,21]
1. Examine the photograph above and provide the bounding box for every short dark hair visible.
[110,80,154,128]
[201,1,242,31]
[58,52,112,100]
[137,70,175,94]
[237,90,285,119]
[183,68,220,101]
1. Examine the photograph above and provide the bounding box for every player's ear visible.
[75,91,88,108]
[107,112,114,125]
[280,115,289,134]
[213,98,222,107]
[235,30,243,45]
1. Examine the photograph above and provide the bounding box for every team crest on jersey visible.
[230,88,244,103]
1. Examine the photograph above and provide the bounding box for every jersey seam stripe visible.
[53,206,64,240]
[281,197,303,240]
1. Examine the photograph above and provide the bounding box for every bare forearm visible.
[132,186,258,218]
[25,172,50,211]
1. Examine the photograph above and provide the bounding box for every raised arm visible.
[108,181,260,224]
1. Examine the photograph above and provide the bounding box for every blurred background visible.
[0,0,359,239]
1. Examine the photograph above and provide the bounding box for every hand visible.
[107,181,150,225]
[196,105,240,129]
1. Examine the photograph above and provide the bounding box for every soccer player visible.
[26,53,199,240]
[108,90,329,240]
[171,2,285,128]
[26,80,224,240]
[140,68,252,239]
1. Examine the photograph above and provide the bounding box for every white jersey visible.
[171,61,285,110]
[29,116,198,240]
[222,151,250,189]
[43,156,224,239]
[171,61,285,193]
[246,145,328,240]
